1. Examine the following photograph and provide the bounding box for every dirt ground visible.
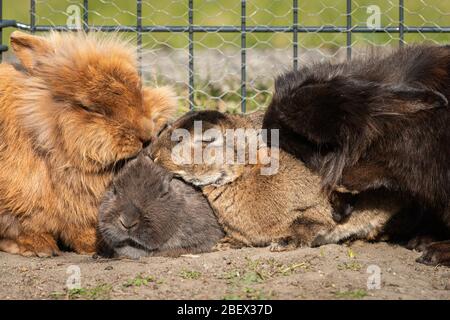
[0,241,449,300]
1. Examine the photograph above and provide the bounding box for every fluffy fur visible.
[262,45,450,265]
[0,31,176,256]
[150,110,420,249]
[97,153,224,259]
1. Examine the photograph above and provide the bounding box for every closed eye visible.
[156,122,170,138]
[77,102,105,116]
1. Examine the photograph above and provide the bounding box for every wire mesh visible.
[1,0,449,113]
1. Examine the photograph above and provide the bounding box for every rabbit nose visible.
[119,215,139,230]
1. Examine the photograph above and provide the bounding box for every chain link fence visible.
[1,0,449,113]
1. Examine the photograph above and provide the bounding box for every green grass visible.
[177,80,271,114]
[123,274,157,288]
[347,248,357,259]
[334,289,368,299]
[337,261,363,272]
[2,1,448,112]
[220,257,311,285]
[222,269,265,285]
[179,269,202,280]
[2,0,449,49]
[66,284,113,300]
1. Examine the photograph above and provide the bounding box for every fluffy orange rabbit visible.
[0,31,176,257]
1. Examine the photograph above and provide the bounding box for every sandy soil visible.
[0,241,449,300]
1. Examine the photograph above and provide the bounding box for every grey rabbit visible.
[96,153,224,259]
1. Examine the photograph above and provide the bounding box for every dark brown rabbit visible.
[97,153,224,259]
[262,45,450,266]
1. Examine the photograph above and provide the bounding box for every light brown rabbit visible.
[150,110,419,249]
[0,31,176,257]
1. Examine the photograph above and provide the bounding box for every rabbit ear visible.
[10,31,53,72]
[373,86,448,115]
[274,79,366,146]
[160,173,173,195]
[277,78,448,146]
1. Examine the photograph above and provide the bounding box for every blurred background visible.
[1,0,449,113]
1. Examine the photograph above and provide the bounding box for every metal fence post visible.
[0,1,16,60]
[241,0,247,113]
[399,0,405,47]
[346,0,352,60]
[188,0,194,110]
[293,0,298,70]
[30,0,36,34]
[83,0,89,33]
[137,0,142,77]
[0,0,3,63]
[2,0,450,112]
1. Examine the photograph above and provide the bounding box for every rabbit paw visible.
[329,191,357,223]
[12,233,60,257]
[213,242,232,252]
[269,237,298,252]
[405,235,437,252]
[213,237,243,251]
[416,240,450,266]
[64,227,97,255]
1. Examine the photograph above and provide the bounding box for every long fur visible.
[262,45,450,265]
[0,31,176,256]
[151,110,423,249]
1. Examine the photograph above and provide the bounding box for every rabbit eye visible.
[77,102,105,116]
[156,123,170,138]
